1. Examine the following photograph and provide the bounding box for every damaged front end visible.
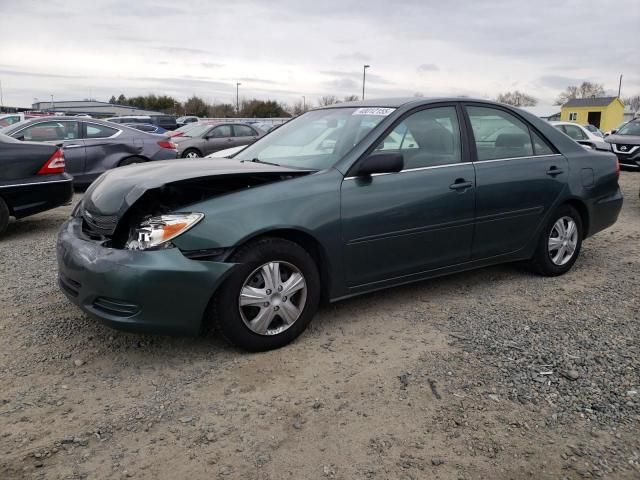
[76,159,313,251]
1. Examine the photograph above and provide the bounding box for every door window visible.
[563,124,587,140]
[233,125,257,137]
[466,106,533,160]
[85,123,118,139]
[375,106,462,168]
[531,131,555,155]
[209,125,232,138]
[19,121,80,141]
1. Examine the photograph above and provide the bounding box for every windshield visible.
[183,124,212,137]
[234,107,395,169]
[617,121,640,136]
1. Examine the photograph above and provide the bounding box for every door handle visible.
[449,179,473,191]
[546,166,564,176]
[64,144,82,149]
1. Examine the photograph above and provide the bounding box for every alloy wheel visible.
[548,216,578,266]
[238,261,307,336]
[185,151,200,158]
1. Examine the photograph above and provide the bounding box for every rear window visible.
[86,124,118,139]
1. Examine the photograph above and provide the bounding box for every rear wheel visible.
[119,156,146,167]
[182,149,201,159]
[530,204,583,276]
[214,238,320,351]
[0,197,9,237]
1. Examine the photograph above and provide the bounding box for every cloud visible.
[0,68,84,79]
[538,75,586,89]
[153,46,211,55]
[417,64,439,73]
[201,62,223,69]
[333,52,371,63]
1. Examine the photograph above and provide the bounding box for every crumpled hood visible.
[83,158,311,216]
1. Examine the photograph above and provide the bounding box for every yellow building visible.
[560,96,625,132]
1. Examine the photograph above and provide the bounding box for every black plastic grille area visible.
[82,210,118,237]
[615,144,637,153]
[92,297,141,317]
[59,274,81,297]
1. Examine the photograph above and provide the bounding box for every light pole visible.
[302,95,306,112]
[618,74,623,98]
[236,82,241,116]
[50,94,54,112]
[0,80,4,112]
[362,64,370,101]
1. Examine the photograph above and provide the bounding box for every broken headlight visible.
[125,213,204,251]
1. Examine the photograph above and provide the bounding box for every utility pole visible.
[302,95,306,112]
[0,79,4,112]
[236,82,241,116]
[362,64,370,101]
[618,74,623,98]
[50,94,54,112]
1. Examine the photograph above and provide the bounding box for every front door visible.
[341,105,476,287]
[464,104,568,259]
[15,120,85,177]
[204,125,234,155]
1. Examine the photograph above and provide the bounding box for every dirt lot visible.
[1,173,639,480]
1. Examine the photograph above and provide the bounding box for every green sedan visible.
[57,98,623,351]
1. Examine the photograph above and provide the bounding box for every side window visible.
[85,124,118,139]
[563,125,587,140]
[374,106,462,168]
[531,131,555,155]
[233,125,257,137]
[568,112,578,121]
[20,121,79,141]
[209,125,232,138]
[466,106,533,160]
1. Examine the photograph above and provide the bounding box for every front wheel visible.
[530,205,583,276]
[213,238,320,351]
[182,149,201,158]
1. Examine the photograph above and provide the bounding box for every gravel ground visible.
[0,173,638,480]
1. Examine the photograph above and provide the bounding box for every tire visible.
[529,204,583,276]
[182,149,201,159]
[213,237,321,351]
[119,156,146,167]
[0,196,9,237]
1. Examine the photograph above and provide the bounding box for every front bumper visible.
[56,217,236,335]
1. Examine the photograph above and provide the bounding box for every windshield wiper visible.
[242,158,282,167]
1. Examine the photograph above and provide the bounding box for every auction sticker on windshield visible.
[352,107,396,116]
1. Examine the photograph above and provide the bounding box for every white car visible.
[205,145,247,158]
[550,121,611,151]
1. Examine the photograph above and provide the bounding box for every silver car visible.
[173,123,262,158]
[2,117,178,186]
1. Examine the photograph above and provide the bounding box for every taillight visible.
[37,148,65,175]
[158,140,177,151]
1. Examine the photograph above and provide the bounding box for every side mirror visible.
[577,140,595,150]
[610,129,617,135]
[352,152,404,177]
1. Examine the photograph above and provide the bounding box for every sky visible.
[0,0,638,108]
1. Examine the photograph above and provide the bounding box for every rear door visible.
[464,104,568,259]
[81,122,122,182]
[232,124,260,148]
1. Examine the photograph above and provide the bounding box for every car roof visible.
[320,96,497,109]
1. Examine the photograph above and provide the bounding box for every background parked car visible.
[1,117,178,186]
[107,114,177,131]
[124,123,168,134]
[167,122,207,138]
[174,122,262,158]
[550,121,611,151]
[605,118,640,170]
[0,112,42,128]
[0,133,73,236]
[176,115,199,127]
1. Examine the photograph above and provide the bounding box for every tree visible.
[183,96,209,117]
[108,95,117,104]
[116,94,127,104]
[496,90,538,107]
[555,82,605,105]
[343,95,359,102]
[287,100,305,116]
[623,95,640,112]
[318,95,340,107]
